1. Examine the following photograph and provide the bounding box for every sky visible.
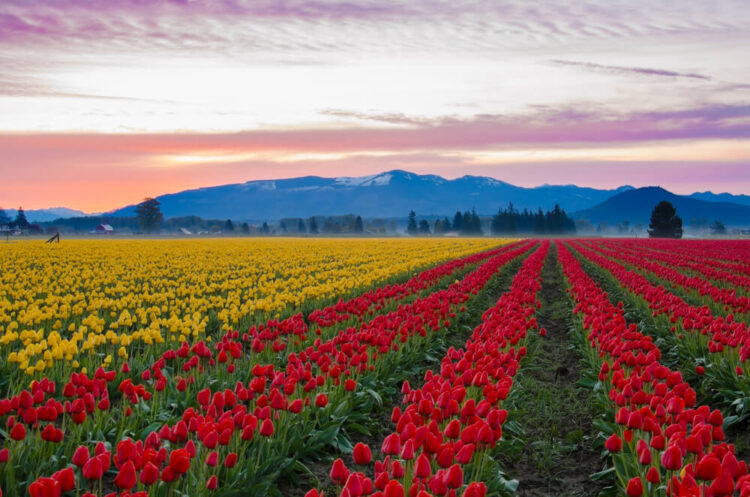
[1,0,749,212]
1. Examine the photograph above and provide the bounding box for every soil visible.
[499,244,607,497]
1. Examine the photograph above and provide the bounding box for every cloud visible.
[3,103,749,157]
[549,59,711,81]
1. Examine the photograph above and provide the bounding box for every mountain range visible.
[107,170,635,221]
[3,207,87,223]
[7,170,750,227]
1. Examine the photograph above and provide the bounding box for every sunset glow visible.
[1,0,749,211]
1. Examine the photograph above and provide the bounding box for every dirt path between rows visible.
[499,244,606,497]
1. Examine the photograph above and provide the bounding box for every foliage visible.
[135,198,164,233]
[648,200,683,238]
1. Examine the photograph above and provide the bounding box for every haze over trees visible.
[490,203,575,235]
[648,201,683,239]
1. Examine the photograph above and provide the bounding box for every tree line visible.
[406,204,576,235]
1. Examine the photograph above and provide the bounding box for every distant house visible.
[94,224,114,235]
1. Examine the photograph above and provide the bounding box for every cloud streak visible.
[549,59,711,81]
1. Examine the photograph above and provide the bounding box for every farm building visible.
[94,224,114,234]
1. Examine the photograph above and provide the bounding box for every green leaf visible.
[590,467,615,481]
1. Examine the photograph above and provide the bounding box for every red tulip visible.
[114,460,137,490]
[169,449,191,475]
[444,464,463,489]
[625,477,643,497]
[140,462,160,486]
[224,452,238,468]
[352,443,372,465]
[52,468,75,492]
[696,455,722,481]
[260,418,274,437]
[82,456,104,481]
[414,453,431,478]
[0,448,9,463]
[206,475,218,490]
[206,451,218,467]
[661,445,682,471]
[9,423,26,441]
[381,433,401,456]
[709,469,735,496]
[315,394,328,408]
[604,434,622,453]
[330,458,349,485]
[384,480,405,497]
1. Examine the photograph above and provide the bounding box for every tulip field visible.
[2,238,750,497]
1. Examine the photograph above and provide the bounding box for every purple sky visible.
[1,0,749,211]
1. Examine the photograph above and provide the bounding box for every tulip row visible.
[595,239,750,294]
[308,242,525,329]
[565,240,750,426]
[306,241,549,497]
[567,240,750,372]
[558,241,750,496]
[0,243,534,497]
[633,240,750,279]
[582,240,750,315]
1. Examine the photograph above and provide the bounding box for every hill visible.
[573,187,750,226]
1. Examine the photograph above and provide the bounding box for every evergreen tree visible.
[280,220,287,233]
[434,219,442,233]
[241,222,250,234]
[309,217,319,234]
[442,217,451,232]
[470,209,482,235]
[418,219,430,234]
[354,216,364,233]
[407,210,418,234]
[648,201,683,238]
[135,198,163,233]
[533,209,545,234]
[710,219,726,235]
[14,207,30,230]
[452,211,463,232]
[261,222,270,234]
[298,219,306,233]
[0,207,9,226]
[224,219,235,232]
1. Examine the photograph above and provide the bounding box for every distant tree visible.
[689,218,709,231]
[452,211,463,232]
[710,219,727,235]
[0,206,9,226]
[135,198,163,233]
[261,222,270,234]
[434,219,442,234]
[241,222,250,234]
[14,207,30,230]
[533,209,545,234]
[442,217,451,232]
[309,217,319,234]
[407,210,418,234]
[298,219,306,233]
[418,219,430,234]
[280,220,287,233]
[354,216,364,233]
[224,219,235,232]
[648,201,683,239]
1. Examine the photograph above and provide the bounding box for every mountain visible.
[689,191,750,207]
[3,207,87,223]
[574,187,750,226]
[108,170,634,220]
